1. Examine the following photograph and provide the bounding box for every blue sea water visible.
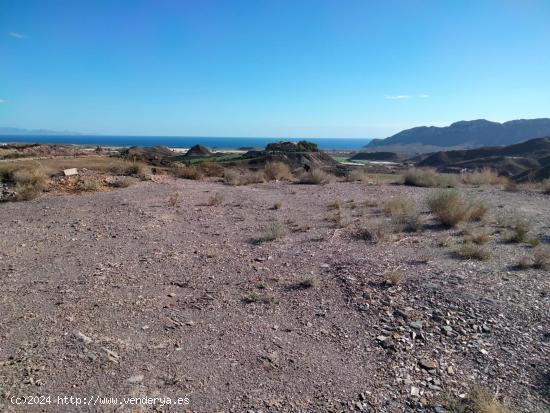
[0,135,371,150]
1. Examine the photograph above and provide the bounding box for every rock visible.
[447,366,455,375]
[127,374,144,383]
[410,321,423,330]
[63,168,78,176]
[410,386,420,396]
[74,330,92,344]
[419,359,438,370]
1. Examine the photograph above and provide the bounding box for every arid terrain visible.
[0,164,549,412]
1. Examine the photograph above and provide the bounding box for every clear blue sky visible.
[1,0,549,138]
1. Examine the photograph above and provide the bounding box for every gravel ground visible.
[0,177,548,412]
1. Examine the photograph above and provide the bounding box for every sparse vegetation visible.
[264,162,292,181]
[167,191,182,207]
[533,246,550,270]
[357,218,390,243]
[428,190,487,227]
[11,167,49,201]
[327,200,342,210]
[347,168,372,182]
[455,242,491,260]
[463,229,490,245]
[108,161,144,175]
[256,221,286,243]
[503,180,518,192]
[272,201,283,210]
[171,164,204,180]
[404,168,459,188]
[542,178,550,194]
[383,196,423,232]
[108,177,133,188]
[385,270,405,286]
[78,178,102,192]
[462,168,503,186]
[505,214,531,243]
[292,277,319,290]
[223,169,266,186]
[207,192,224,206]
[297,169,334,185]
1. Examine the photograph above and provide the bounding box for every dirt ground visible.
[0,177,548,412]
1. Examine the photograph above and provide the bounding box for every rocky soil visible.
[0,177,548,412]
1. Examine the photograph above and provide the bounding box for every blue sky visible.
[1,0,549,138]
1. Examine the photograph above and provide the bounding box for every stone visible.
[419,359,438,370]
[410,321,423,330]
[410,386,420,397]
[63,168,78,176]
[127,374,144,383]
[74,330,92,344]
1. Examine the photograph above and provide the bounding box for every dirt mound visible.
[186,144,212,157]
[121,146,175,164]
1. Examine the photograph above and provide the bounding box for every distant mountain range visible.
[0,127,81,136]
[366,118,550,154]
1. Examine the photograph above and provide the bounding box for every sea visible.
[0,135,371,151]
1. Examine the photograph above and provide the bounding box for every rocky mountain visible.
[366,118,550,153]
[416,136,550,181]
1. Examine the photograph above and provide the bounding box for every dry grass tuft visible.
[78,178,102,192]
[224,169,266,186]
[506,215,531,243]
[297,169,334,185]
[256,221,286,243]
[503,180,519,192]
[272,201,283,210]
[383,196,424,232]
[293,277,319,290]
[242,293,274,304]
[428,190,488,227]
[470,387,511,413]
[11,167,49,201]
[167,191,182,207]
[327,200,342,210]
[462,168,504,186]
[455,242,491,260]
[108,161,144,176]
[207,192,224,206]
[171,164,204,180]
[533,246,550,270]
[404,168,459,188]
[385,270,405,286]
[108,177,133,188]
[357,218,390,243]
[463,229,490,245]
[347,168,372,182]
[542,178,550,194]
[264,162,292,181]
[516,255,533,270]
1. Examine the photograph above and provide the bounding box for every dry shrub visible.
[470,387,511,413]
[327,200,341,210]
[167,191,182,207]
[171,164,204,180]
[108,177,133,188]
[428,190,487,227]
[455,242,491,260]
[293,277,319,290]
[78,178,102,192]
[200,161,225,177]
[385,270,405,286]
[12,167,48,201]
[403,168,459,188]
[463,229,490,245]
[264,162,291,181]
[108,161,144,175]
[224,169,265,186]
[357,218,390,243]
[0,163,18,182]
[516,255,533,269]
[297,169,334,185]
[256,221,286,243]
[503,179,518,192]
[533,246,550,270]
[327,209,351,228]
[462,168,504,186]
[207,192,224,206]
[506,215,531,243]
[272,201,283,210]
[347,168,371,182]
[383,196,423,232]
[542,178,550,194]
